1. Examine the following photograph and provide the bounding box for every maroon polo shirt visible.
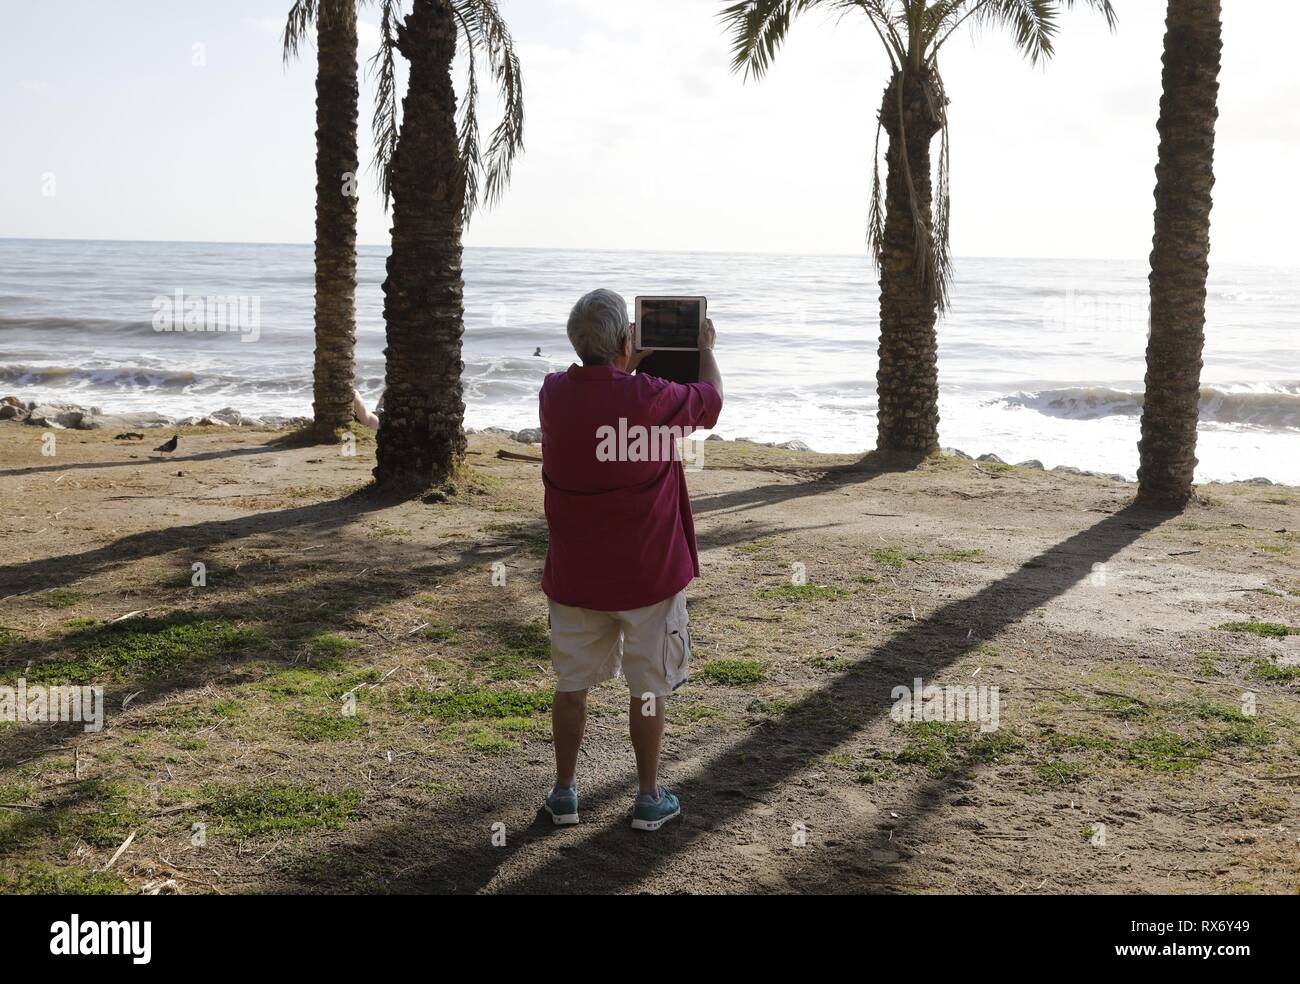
[539,364,722,611]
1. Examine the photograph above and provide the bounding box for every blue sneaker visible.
[544,784,579,825]
[631,786,681,831]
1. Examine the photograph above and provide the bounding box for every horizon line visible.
[2,235,1295,271]
[0,235,1152,266]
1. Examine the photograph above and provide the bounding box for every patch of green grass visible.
[1126,729,1210,773]
[745,696,793,716]
[62,617,98,630]
[935,549,986,562]
[206,783,362,837]
[495,715,548,737]
[1034,758,1088,787]
[463,726,516,754]
[1250,658,1300,682]
[1258,543,1293,555]
[172,737,208,752]
[38,588,91,609]
[1196,652,1224,677]
[0,864,130,895]
[856,761,900,784]
[1046,732,1118,754]
[305,632,360,662]
[417,622,462,643]
[18,617,265,684]
[44,780,148,849]
[397,685,551,721]
[291,712,365,741]
[1216,621,1294,639]
[259,664,378,702]
[756,583,848,601]
[733,537,776,558]
[1090,692,1155,720]
[0,782,33,803]
[428,780,465,800]
[894,722,1019,778]
[0,626,20,647]
[699,658,768,685]
[872,547,925,569]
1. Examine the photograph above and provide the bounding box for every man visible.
[539,288,723,831]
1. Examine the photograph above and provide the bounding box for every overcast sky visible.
[2,0,1296,264]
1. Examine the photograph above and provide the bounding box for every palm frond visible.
[866,115,886,265]
[451,3,482,219]
[453,0,525,223]
[931,72,952,310]
[974,0,1060,65]
[856,0,908,69]
[720,0,825,80]
[282,0,318,65]
[368,0,402,209]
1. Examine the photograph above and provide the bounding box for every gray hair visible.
[566,289,629,365]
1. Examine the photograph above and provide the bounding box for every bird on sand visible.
[154,434,179,454]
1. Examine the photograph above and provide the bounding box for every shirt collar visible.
[567,363,629,380]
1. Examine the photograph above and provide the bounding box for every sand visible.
[0,421,1297,894]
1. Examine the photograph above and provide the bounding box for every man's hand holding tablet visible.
[632,296,715,385]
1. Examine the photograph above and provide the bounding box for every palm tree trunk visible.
[1137,0,1222,508]
[310,0,359,437]
[373,0,467,490]
[876,70,943,456]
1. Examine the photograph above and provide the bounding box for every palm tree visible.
[284,0,362,439]
[1136,0,1222,509]
[721,0,1115,456]
[369,0,523,490]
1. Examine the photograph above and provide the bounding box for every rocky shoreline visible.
[2,395,1287,488]
[0,396,308,432]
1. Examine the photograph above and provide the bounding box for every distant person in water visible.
[538,288,723,831]
[352,389,381,431]
[533,347,542,357]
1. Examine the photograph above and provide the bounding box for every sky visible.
[2,0,1297,264]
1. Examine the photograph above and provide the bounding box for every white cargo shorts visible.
[548,589,690,698]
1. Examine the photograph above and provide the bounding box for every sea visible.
[0,238,1296,484]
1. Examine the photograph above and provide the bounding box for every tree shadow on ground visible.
[693,453,918,518]
[0,443,292,479]
[0,488,393,598]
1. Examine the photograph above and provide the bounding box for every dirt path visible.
[1,424,1296,894]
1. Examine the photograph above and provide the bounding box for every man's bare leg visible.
[552,689,588,788]
[629,694,667,795]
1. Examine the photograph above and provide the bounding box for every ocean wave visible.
[0,314,164,337]
[0,363,312,396]
[998,384,1300,430]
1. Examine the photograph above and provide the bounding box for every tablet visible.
[634,296,706,351]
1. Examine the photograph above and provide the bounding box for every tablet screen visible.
[638,298,701,349]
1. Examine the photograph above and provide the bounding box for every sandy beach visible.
[1,420,1296,894]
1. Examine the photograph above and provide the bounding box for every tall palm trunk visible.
[310,0,360,436]
[373,0,467,490]
[1137,0,1221,508]
[876,70,943,456]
